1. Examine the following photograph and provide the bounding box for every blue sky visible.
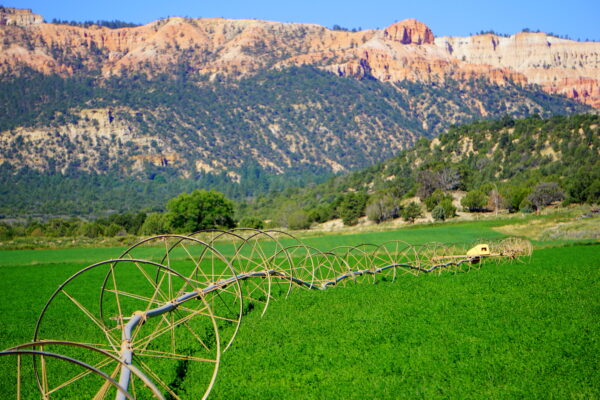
[5,0,600,40]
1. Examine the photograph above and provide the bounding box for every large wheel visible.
[273,244,320,289]
[421,242,453,274]
[496,237,533,263]
[311,250,350,288]
[1,341,164,399]
[371,241,421,280]
[34,258,221,400]
[117,235,242,353]
[330,244,378,285]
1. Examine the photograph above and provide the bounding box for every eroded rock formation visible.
[0,7,43,26]
[0,10,598,108]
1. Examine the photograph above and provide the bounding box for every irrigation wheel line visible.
[206,228,324,294]
[330,244,379,286]
[200,229,297,317]
[371,240,422,280]
[271,244,321,290]
[1,234,533,399]
[198,228,318,302]
[123,230,298,347]
[33,258,223,400]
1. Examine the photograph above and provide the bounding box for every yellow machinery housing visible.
[466,244,491,258]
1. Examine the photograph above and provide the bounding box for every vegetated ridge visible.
[0,67,589,177]
[0,68,591,217]
[243,114,600,223]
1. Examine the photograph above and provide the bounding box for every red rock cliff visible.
[383,19,435,44]
[1,14,599,108]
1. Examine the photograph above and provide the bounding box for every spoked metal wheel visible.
[1,341,164,399]
[118,235,242,353]
[421,242,454,274]
[273,244,320,290]
[330,244,378,286]
[34,258,222,400]
[311,250,351,288]
[371,241,421,280]
[496,237,533,264]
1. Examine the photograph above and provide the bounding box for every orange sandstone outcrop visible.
[0,7,43,26]
[436,33,600,108]
[1,11,599,108]
[383,19,434,45]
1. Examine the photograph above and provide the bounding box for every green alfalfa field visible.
[0,218,598,399]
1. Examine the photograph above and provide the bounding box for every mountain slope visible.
[0,9,597,181]
[0,67,590,178]
[243,114,600,219]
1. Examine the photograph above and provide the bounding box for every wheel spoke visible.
[48,356,115,395]
[135,349,217,363]
[91,362,120,400]
[60,289,119,352]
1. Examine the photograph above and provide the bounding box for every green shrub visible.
[519,198,534,213]
[504,186,530,213]
[566,167,600,204]
[287,210,311,230]
[587,180,600,204]
[140,213,168,235]
[431,205,446,221]
[366,194,401,223]
[307,206,335,224]
[439,198,456,218]
[104,223,124,237]
[338,192,368,226]
[0,223,14,240]
[238,217,264,229]
[461,190,488,212]
[78,222,103,238]
[44,218,78,237]
[424,189,452,211]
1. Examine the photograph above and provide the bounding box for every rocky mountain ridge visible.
[1,10,599,108]
[436,33,600,108]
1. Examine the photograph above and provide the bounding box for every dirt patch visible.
[494,216,600,241]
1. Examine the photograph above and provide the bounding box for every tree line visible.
[0,190,247,241]
[50,19,140,29]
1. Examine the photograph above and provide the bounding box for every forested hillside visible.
[242,114,599,226]
[2,67,588,175]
